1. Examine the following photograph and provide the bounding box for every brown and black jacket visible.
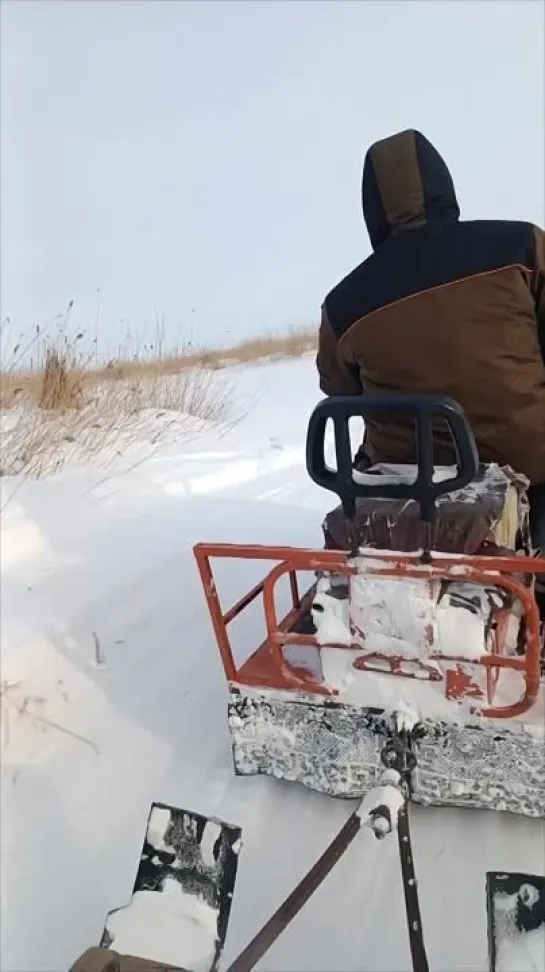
[317,129,545,484]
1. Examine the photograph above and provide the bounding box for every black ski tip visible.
[100,803,243,972]
[486,871,545,972]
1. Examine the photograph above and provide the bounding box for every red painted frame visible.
[193,542,544,720]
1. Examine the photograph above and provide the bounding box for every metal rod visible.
[225,813,362,972]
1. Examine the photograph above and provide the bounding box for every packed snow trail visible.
[1,357,543,972]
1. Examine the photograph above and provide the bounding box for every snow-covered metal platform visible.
[195,542,545,819]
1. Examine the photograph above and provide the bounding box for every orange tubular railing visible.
[193,542,544,720]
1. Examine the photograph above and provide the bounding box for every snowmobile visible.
[73,394,545,972]
[194,392,544,820]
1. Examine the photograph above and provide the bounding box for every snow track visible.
[1,358,543,972]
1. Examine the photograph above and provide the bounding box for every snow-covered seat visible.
[322,462,530,555]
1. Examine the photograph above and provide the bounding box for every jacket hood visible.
[362,129,460,250]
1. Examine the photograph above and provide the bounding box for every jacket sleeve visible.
[532,226,545,366]
[316,305,363,396]
[69,947,174,971]
[69,948,120,972]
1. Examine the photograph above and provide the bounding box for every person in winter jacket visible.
[316,128,545,553]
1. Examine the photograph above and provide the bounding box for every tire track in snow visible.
[143,445,306,499]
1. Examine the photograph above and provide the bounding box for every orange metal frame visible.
[193,542,544,720]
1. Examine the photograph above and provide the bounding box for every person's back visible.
[317,128,545,550]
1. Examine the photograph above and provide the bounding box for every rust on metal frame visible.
[193,542,545,719]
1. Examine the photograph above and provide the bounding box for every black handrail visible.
[306,393,479,525]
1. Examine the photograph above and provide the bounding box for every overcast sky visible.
[1,0,544,360]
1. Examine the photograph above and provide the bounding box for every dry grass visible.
[198,327,317,368]
[1,679,99,757]
[1,325,316,409]
[0,320,316,479]
[1,366,235,478]
[37,344,84,411]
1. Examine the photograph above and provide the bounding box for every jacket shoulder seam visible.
[338,262,535,344]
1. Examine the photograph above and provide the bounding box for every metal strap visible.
[381,733,430,972]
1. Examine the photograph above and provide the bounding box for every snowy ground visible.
[1,356,543,972]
